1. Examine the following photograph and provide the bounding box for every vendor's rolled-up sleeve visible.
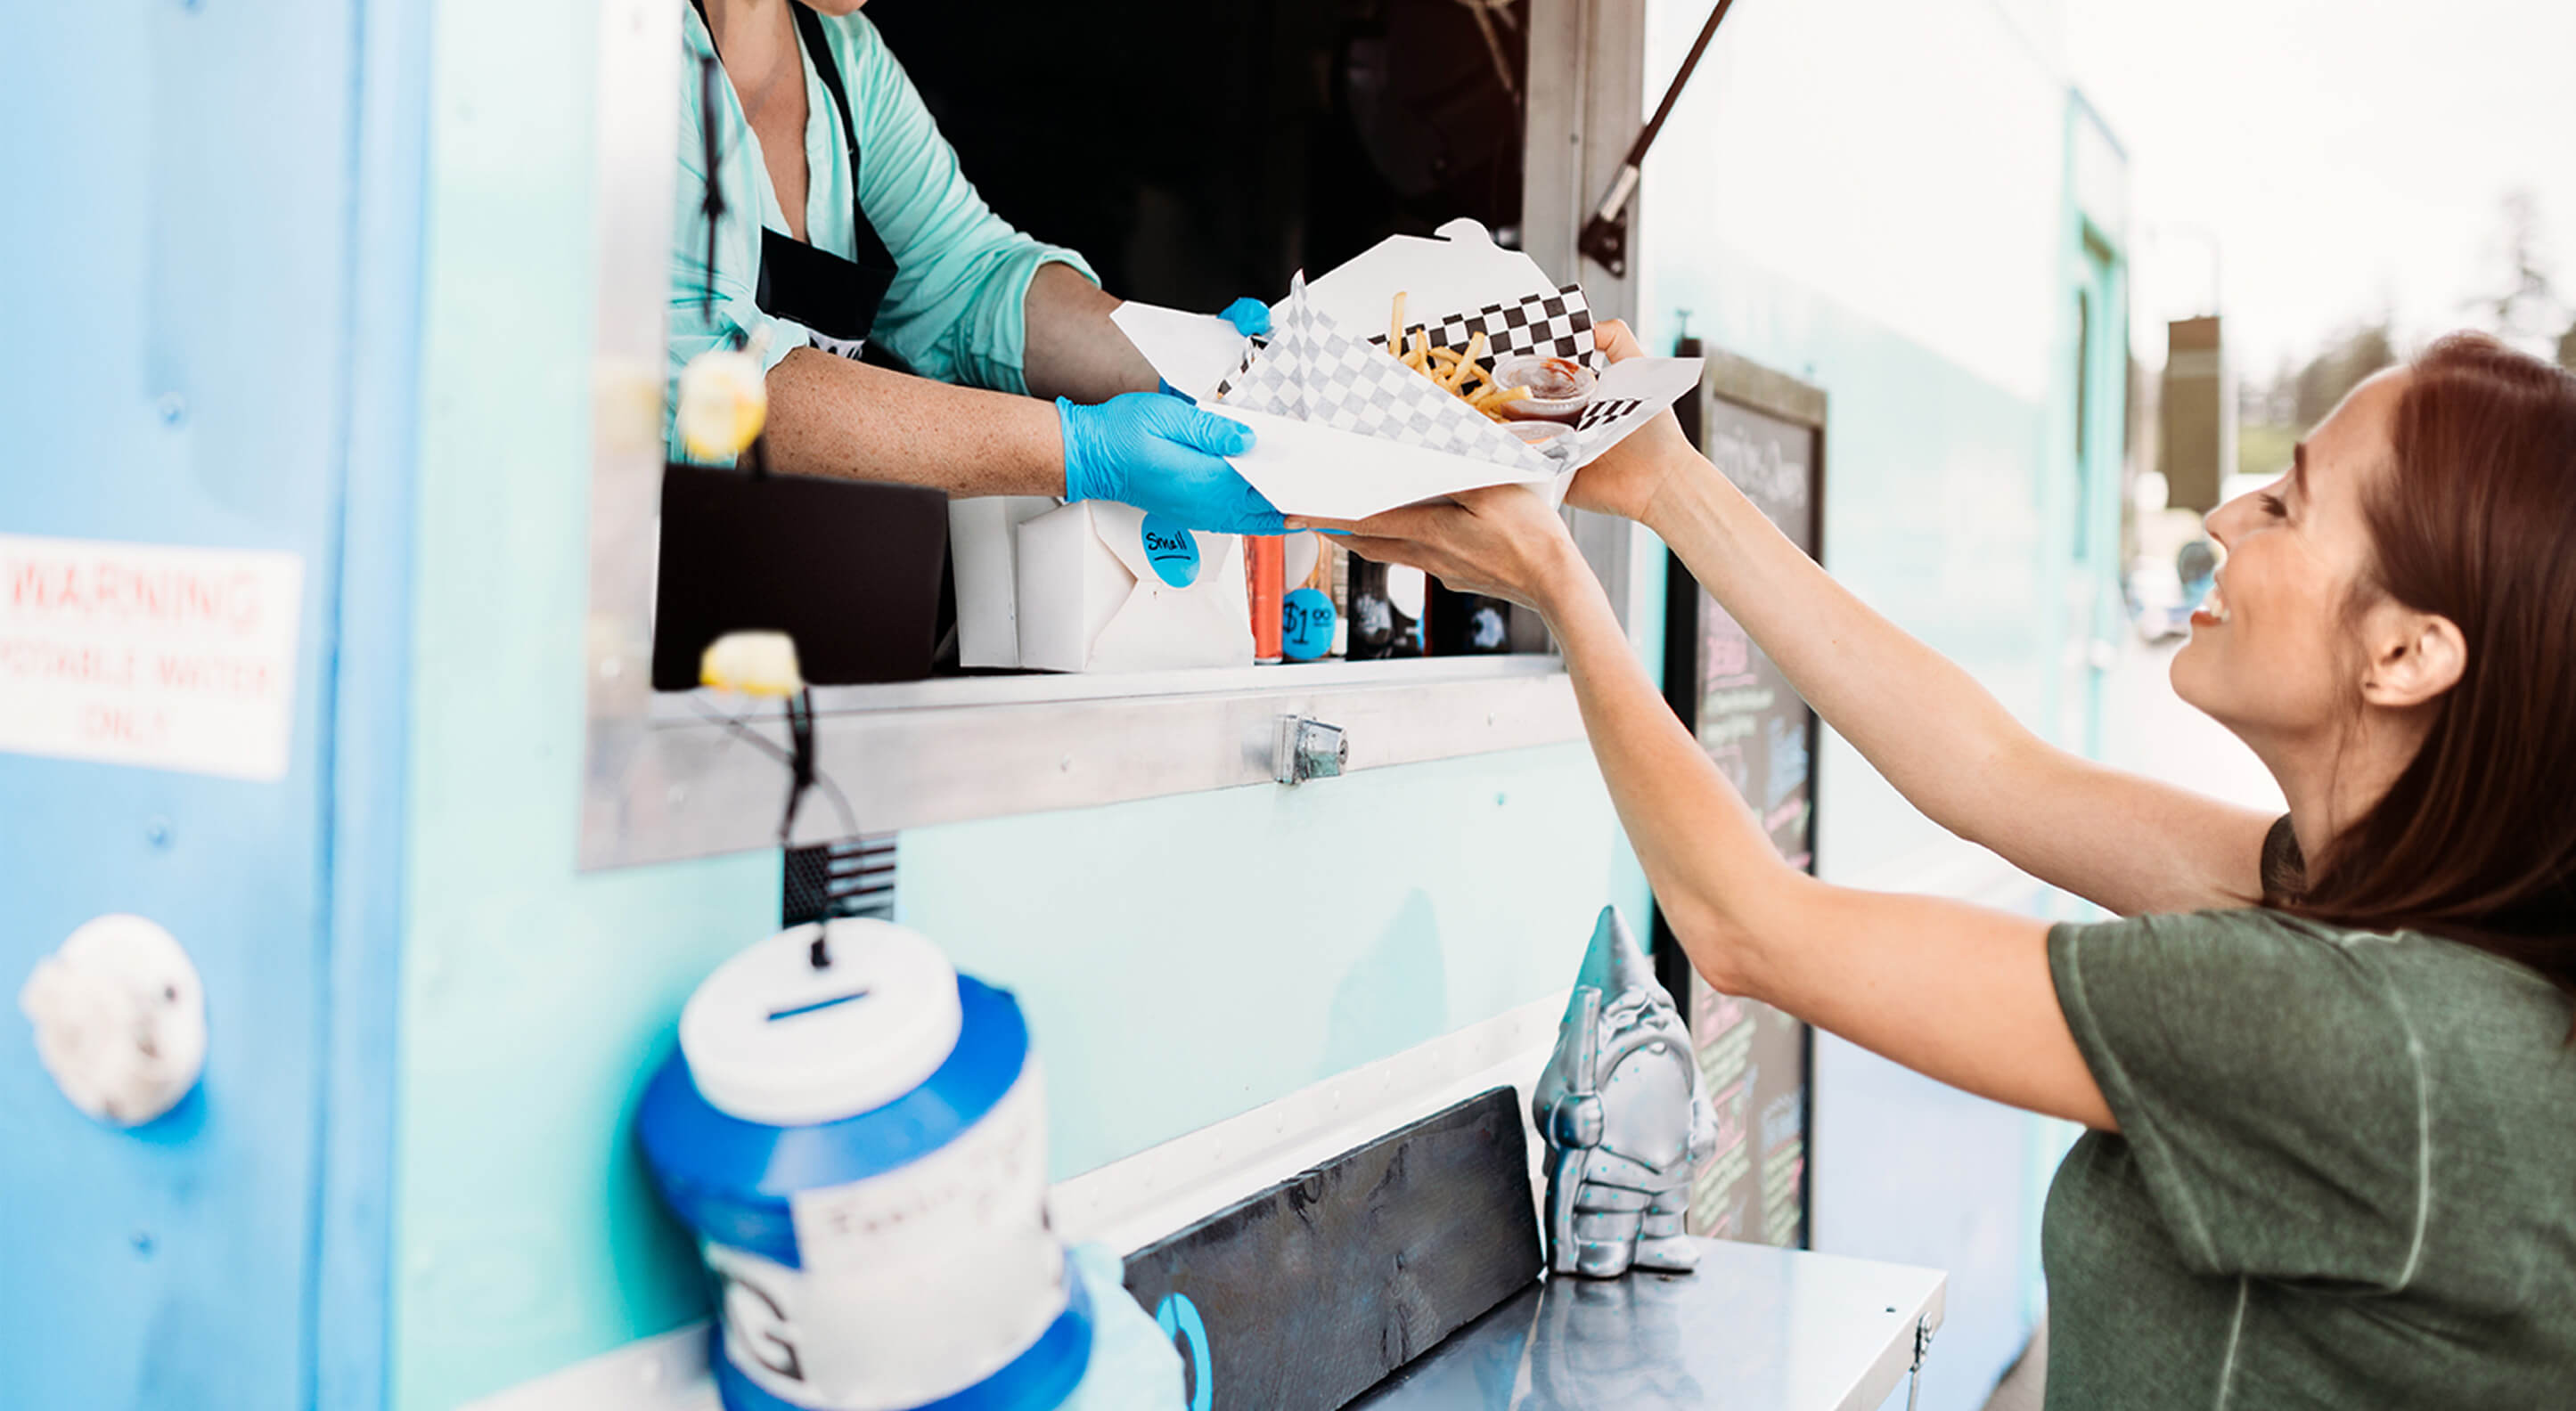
[822,16,1095,394]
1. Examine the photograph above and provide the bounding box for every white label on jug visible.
[0,534,303,779]
[791,1065,1051,1272]
[720,1065,1068,1408]
[707,1230,1067,1411]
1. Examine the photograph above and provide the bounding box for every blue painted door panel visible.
[0,1,369,1406]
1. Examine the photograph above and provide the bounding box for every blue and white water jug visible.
[639,918,1092,1411]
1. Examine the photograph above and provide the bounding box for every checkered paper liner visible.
[1366,282,1606,376]
[1215,275,1557,476]
[1214,281,1602,411]
[1576,397,1647,431]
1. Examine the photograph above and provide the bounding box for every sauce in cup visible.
[1492,355,1595,423]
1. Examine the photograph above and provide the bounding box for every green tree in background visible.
[2468,190,2567,357]
[2293,322,2396,427]
[2240,193,2571,479]
[2241,322,2395,477]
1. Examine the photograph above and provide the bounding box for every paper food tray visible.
[1114,218,1703,521]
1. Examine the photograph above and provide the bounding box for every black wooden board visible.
[1121,1086,1541,1411]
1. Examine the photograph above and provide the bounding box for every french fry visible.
[1378,298,1526,426]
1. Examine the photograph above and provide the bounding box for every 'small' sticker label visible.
[1139,515,1202,588]
[0,534,304,780]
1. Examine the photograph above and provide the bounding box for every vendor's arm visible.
[1021,262,1161,404]
[760,352,1277,535]
[760,351,1063,493]
[1568,322,2275,917]
[1317,492,2114,1130]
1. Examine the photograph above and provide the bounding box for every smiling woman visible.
[1309,325,2576,1410]
[2234,337,2576,969]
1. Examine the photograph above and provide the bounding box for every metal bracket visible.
[1577,0,1742,278]
[1906,1315,1936,1411]
[1272,715,1349,786]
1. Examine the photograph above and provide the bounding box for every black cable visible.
[696,16,772,475]
[781,688,818,844]
[688,693,862,840]
[699,53,727,322]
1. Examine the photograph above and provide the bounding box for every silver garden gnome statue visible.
[1533,906,1718,1277]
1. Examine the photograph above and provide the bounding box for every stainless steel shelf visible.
[1349,1239,1946,1411]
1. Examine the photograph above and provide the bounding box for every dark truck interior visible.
[871,0,1533,310]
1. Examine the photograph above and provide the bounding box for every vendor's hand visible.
[1220,297,1272,338]
[1156,298,1271,404]
[1292,484,1587,616]
[1566,319,1695,526]
[1059,393,1285,535]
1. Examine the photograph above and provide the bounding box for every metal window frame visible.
[577,0,1649,870]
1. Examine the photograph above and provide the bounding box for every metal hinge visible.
[1272,715,1349,786]
[1905,1316,1935,1411]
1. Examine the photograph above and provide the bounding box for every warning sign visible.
[0,534,304,780]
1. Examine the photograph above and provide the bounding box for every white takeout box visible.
[1014,501,1253,673]
[1113,218,1704,521]
[949,495,1057,669]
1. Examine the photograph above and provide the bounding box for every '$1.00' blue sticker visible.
[1281,587,1336,660]
[1140,515,1202,588]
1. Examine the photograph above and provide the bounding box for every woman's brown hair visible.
[2268,333,2576,1009]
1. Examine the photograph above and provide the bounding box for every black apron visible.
[754,4,901,361]
[654,3,950,693]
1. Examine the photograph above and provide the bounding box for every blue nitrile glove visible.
[1057,1243,1188,1410]
[1059,392,1284,535]
[1157,298,1271,404]
[1220,297,1272,338]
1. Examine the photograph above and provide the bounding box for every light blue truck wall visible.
[0,0,426,1407]
[1637,1,2123,1407]
[390,4,1644,1407]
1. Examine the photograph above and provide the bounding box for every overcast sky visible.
[2063,0,2576,374]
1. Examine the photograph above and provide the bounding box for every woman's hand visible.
[1563,319,1697,525]
[1290,485,1590,617]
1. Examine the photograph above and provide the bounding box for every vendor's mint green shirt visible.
[670,6,1095,460]
[2044,909,2576,1409]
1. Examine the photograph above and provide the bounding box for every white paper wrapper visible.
[1217,273,1557,477]
[1113,219,1704,520]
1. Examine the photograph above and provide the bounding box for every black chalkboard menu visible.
[1654,348,1826,1250]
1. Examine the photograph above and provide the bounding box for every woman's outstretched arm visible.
[1570,324,2272,917]
[1317,490,2114,1129]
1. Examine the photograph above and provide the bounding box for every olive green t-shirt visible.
[2044,909,2576,1409]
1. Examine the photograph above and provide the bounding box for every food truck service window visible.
[580,0,1653,869]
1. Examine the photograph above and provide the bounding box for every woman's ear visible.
[2359,605,2466,709]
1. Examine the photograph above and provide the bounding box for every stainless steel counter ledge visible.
[1347,1239,1947,1411]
